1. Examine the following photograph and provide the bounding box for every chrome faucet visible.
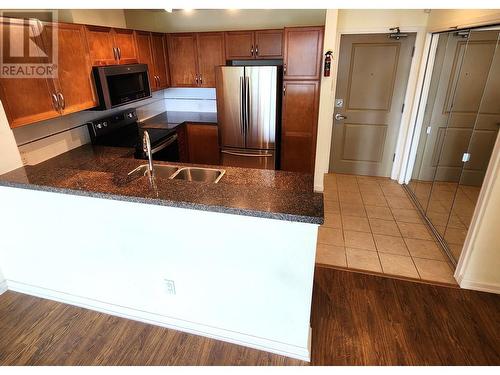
[143,130,154,176]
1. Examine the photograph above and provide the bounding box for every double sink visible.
[129,164,226,184]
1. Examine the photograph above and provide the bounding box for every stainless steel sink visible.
[170,167,226,183]
[128,164,179,179]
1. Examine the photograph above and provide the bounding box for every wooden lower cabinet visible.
[178,123,220,165]
[281,80,320,173]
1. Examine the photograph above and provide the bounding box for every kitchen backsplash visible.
[14,88,217,166]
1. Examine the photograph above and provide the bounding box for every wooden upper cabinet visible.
[112,28,138,64]
[255,30,283,59]
[281,81,320,173]
[134,31,155,86]
[48,22,97,115]
[151,33,169,90]
[0,18,60,128]
[85,25,138,66]
[196,32,225,88]
[84,25,116,66]
[225,31,254,60]
[283,27,324,80]
[167,33,198,87]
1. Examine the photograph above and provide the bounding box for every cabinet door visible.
[186,124,220,165]
[167,33,198,87]
[255,30,283,59]
[196,32,225,88]
[151,33,169,90]
[84,25,116,65]
[47,22,97,115]
[113,28,138,64]
[283,27,324,80]
[281,81,320,173]
[225,31,255,60]
[134,31,155,88]
[0,18,59,128]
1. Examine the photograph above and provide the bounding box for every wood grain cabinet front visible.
[85,25,138,66]
[280,81,320,173]
[185,124,220,165]
[151,33,170,90]
[283,26,324,80]
[225,30,283,60]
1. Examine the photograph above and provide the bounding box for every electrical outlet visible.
[164,279,176,295]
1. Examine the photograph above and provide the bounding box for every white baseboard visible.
[0,280,7,295]
[7,280,311,362]
[458,278,500,295]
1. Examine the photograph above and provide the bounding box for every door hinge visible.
[401,103,405,113]
[392,153,396,162]
[411,45,415,58]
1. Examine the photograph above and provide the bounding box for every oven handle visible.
[151,133,178,154]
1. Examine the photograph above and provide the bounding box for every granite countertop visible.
[0,145,324,224]
[139,111,217,130]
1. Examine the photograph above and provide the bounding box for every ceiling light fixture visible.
[164,8,173,13]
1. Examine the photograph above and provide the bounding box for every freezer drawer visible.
[221,148,275,170]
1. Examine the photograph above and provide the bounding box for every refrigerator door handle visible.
[239,76,245,137]
[221,150,273,157]
[245,76,250,137]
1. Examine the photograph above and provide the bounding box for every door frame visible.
[327,25,427,181]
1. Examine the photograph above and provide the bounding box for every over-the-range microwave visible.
[92,64,152,110]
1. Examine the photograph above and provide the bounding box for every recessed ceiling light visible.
[164,8,172,13]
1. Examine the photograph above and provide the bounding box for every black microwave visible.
[92,64,151,110]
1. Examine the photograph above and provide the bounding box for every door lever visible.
[335,113,347,121]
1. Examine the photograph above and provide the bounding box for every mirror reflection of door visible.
[405,26,500,265]
[330,32,416,177]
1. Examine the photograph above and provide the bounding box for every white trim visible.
[454,132,500,292]
[7,280,311,362]
[0,280,7,295]
[401,33,438,184]
[455,278,500,295]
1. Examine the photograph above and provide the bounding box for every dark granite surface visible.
[140,111,217,130]
[0,144,323,224]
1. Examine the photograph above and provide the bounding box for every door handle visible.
[335,113,347,121]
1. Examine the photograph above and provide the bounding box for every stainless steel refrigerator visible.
[215,65,281,170]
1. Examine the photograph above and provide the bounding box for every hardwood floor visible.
[0,266,499,365]
[312,266,500,365]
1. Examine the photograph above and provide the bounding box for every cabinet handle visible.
[113,47,117,61]
[255,45,258,56]
[199,75,202,85]
[57,92,65,110]
[51,93,60,112]
[283,85,286,96]
[283,63,287,73]
[250,45,254,56]
[195,75,199,85]
[156,76,160,87]
[117,47,121,60]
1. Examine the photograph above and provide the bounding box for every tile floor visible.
[316,173,457,285]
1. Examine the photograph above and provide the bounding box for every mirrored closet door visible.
[406,25,500,266]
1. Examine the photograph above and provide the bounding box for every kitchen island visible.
[0,144,323,361]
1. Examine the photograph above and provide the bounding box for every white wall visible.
[124,9,326,33]
[313,9,430,191]
[0,101,23,174]
[58,9,126,28]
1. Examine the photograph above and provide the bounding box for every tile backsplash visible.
[15,88,217,165]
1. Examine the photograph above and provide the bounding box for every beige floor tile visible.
[449,243,463,260]
[386,196,414,209]
[318,227,344,246]
[365,205,393,220]
[444,227,468,245]
[369,218,401,236]
[323,189,339,202]
[340,203,367,217]
[324,199,340,214]
[397,222,433,240]
[346,248,382,272]
[413,258,456,284]
[379,253,420,278]
[404,238,445,260]
[316,244,347,267]
[391,208,422,224]
[338,190,363,205]
[381,185,408,198]
[323,213,342,229]
[373,234,410,255]
[361,193,388,207]
[342,216,371,233]
[337,179,359,192]
[344,230,376,251]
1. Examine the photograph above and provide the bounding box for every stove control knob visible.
[103,121,108,127]
[96,123,102,129]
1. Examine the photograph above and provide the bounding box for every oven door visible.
[151,134,180,162]
[93,64,152,110]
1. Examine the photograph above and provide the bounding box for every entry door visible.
[330,33,416,176]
